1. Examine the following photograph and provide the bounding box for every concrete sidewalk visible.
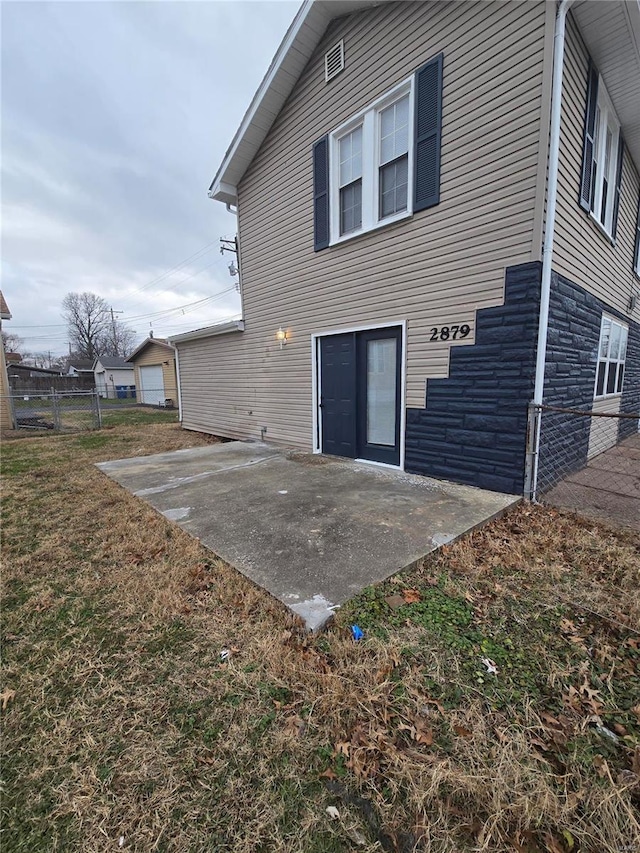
[98,442,518,629]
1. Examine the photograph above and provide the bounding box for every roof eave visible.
[169,320,245,344]
[128,337,175,362]
[572,0,640,170]
[208,0,378,205]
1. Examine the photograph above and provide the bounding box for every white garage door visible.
[139,365,165,406]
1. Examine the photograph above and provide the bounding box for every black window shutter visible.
[579,60,599,212]
[413,52,443,212]
[611,135,624,240]
[313,135,330,251]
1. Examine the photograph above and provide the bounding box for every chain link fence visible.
[1,389,177,433]
[2,391,103,432]
[527,403,640,529]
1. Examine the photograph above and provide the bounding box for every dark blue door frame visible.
[318,326,403,466]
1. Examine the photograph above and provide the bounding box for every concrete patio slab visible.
[97,442,518,629]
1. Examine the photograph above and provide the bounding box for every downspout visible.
[174,345,183,423]
[529,0,574,498]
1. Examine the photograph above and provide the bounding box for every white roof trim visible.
[208,0,377,204]
[128,337,175,362]
[169,320,245,344]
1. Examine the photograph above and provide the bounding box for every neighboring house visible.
[172,0,640,496]
[128,336,178,407]
[93,356,135,399]
[66,359,95,378]
[0,291,12,430]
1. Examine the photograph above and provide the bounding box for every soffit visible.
[572,1,640,170]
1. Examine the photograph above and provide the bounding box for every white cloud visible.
[1,0,296,354]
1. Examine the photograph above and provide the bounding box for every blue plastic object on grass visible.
[351,625,364,641]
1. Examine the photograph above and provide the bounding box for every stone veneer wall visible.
[405,262,542,494]
[538,273,640,489]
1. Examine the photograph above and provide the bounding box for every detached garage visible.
[128,336,178,408]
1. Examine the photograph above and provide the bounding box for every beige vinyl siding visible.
[552,13,640,318]
[587,396,621,459]
[178,332,257,439]
[132,342,178,405]
[180,0,548,448]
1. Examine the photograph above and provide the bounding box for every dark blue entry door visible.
[320,327,401,466]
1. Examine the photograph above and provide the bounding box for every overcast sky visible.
[1,0,297,357]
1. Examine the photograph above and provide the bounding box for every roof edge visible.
[128,337,175,362]
[209,0,378,203]
[169,320,245,344]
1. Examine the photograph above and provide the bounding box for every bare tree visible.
[106,320,137,358]
[62,292,136,359]
[1,330,25,355]
[62,292,110,360]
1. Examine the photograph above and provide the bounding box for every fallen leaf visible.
[402,589,421,605]
[562,828,575,850]
[592,754,608,778]
[453,724,473,738]
[412,717,433,745]
[375,663,394,683]
[0,689,15,711]
[318,768,337,781]
[325,806,340,820]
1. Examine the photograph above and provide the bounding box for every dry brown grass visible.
[2,419,639,852]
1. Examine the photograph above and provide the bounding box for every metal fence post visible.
[524,402,540,501]
[52,388,62,431]
[94,390,102,429]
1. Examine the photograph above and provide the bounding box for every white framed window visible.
[595,315,627,398]
[588,83,621,236]
[329,79,413,244]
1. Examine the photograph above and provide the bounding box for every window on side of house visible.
[579,65,623,238]
[330,82,413,242]
[312,53,443,251]
[595,315,628,398]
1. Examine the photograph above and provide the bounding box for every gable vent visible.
[324,40,344,82]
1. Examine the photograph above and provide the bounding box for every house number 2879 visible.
[429,324,471,341]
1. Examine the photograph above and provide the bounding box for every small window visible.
[313,54,443,251]
[595,315,627,398]
[584,78,621,235]
[325,41,344,83]
[379,96,410,218]
[329,80,413,243]
[338,126,362,235]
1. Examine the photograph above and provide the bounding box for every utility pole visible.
[110,307,124,356]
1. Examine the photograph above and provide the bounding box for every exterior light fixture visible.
[276,327,288,348]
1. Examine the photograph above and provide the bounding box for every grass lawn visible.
[1,415,639,852]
